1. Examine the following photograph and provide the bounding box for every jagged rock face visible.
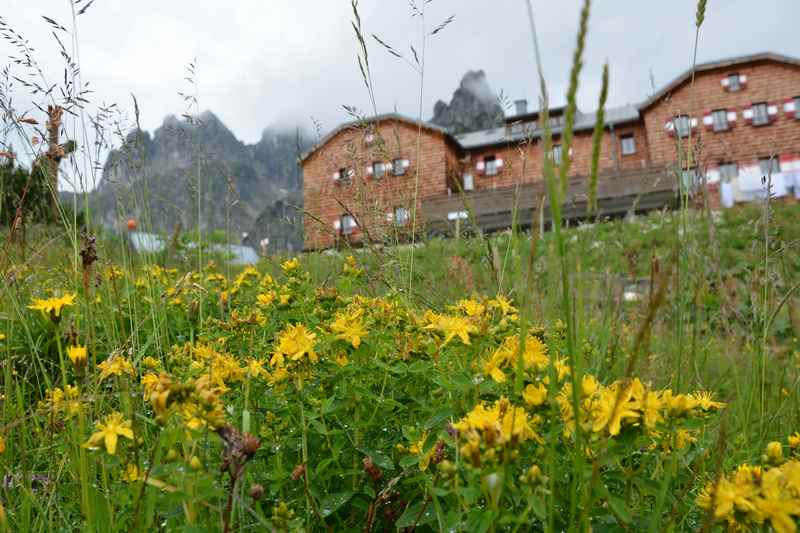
[430,70,504,134]
[92,111,308,251]
[242,190,303,255]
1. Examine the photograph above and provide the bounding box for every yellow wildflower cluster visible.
[28,292,76,321]
[453,397,541,465]
[698,441,800,533]
[483,334,549,383]
[422,312,478,347]
[270,324,317,368]
[39,385,81,418]
[330,307,368,348]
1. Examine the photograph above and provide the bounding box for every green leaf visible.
[319,490,354,518]
[357,447,394,471]
[607,495,632,524]
[396,501,436,529]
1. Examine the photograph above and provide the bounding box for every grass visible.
[1,0,800,530]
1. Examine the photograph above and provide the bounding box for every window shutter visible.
[385,212,393,223]
[720,77,729,90]
[690,117,699,131]
[706,165,720,184]
[332,171,341,184]
[702,110,714,131]
[402,159,411,168]
[475,160,485,174]
[333,220,341,231]
[727,109,737,128]
[664,119,676,137]
[785,98,797,118]
[739,74,748,88]
[767,104,778,122]
[742,106,754,125]
[366,165,374,176]
[495,158,504,169]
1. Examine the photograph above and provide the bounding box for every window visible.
[340,214,357,235]
[372,161,386,179]
[620,134,636,155]
[727,73,741,92]
[550,144,563,165]
[484,155,498,176]
[758,157,780,177]
[392,158,406,176]
[712,109,729,132]
[338,167,352,185]
[752,103,769,126]
[462,173,474,191]
[393,206,410,226]
[795,96,800,120]
[673,115,691,138]
[719,163,738,183]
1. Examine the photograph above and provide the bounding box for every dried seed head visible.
[249,483,265,501]
[291,463,306,481]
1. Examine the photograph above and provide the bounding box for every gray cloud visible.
[2,0,798,149]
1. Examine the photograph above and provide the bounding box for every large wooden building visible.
[300,52,800,250]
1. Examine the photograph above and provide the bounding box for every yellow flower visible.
[0,436,5,454]
[330,308,368,348]
[270,324,317,367]
[766,441,784,462]
[0,334,5,342]
[523,382,548,407]
[98,355,135,380]
[788,433,800,449]
[451,298,485,318]
[423,313,477,347]
[143,356,160,369]
[122,463,141,482]
[84,412,134,455]
[28,293,76,321]
[335,353,349,367]
[257,292,276,306]
[281,258,300,274]
[67,345,88,370]
[247,358,268,378]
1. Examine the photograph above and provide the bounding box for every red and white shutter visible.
[785,98,798,118]
[727,109,737,129]
[779,154,800,172]
[495,158,504,171]
[366,164,374,177]
[742,105,754,125]
[702,110,714,131]
[705,164,720,184]
[664,119,676,137]
[739,74,748,89]
[402,159,411,170]
[333,219,342,232]
[690,117,699,132]
[332,171,341,185]
[767,103,779,123]
[720,77,730,91]
[475,160,486,175]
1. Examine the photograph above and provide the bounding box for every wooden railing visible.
[421,167,677,235]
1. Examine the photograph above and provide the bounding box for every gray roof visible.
[639,51,800,110]
[211,244,260,265]
[128,231,166,253]
[456,104,640,149]
[300,112,453,163]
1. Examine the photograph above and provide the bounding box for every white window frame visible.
[392,158,406,176]
[462,173,474,191]
[752,103,769,126]
[393,206,410,226]
[758,157,780,177]
[340,214,357,235]
[339,167,353,185]
[674,116,691,138]
[551,144,563,165]
[711,109,729,132]
[620,134,636,155]
[372,161,386,179]
[484,156,498,176]
[727,74,741,92]
[719,163,738,183]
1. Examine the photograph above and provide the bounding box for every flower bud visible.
[766,441,783,462]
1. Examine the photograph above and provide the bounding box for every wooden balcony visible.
[421,167,678,236]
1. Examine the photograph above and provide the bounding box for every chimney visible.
[514,99,528,116]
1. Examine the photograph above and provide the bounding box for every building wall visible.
[643,59,800,169]
[302,119,457,249]
[461,120,652,193]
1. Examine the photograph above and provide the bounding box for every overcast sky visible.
[2,0,799,147]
